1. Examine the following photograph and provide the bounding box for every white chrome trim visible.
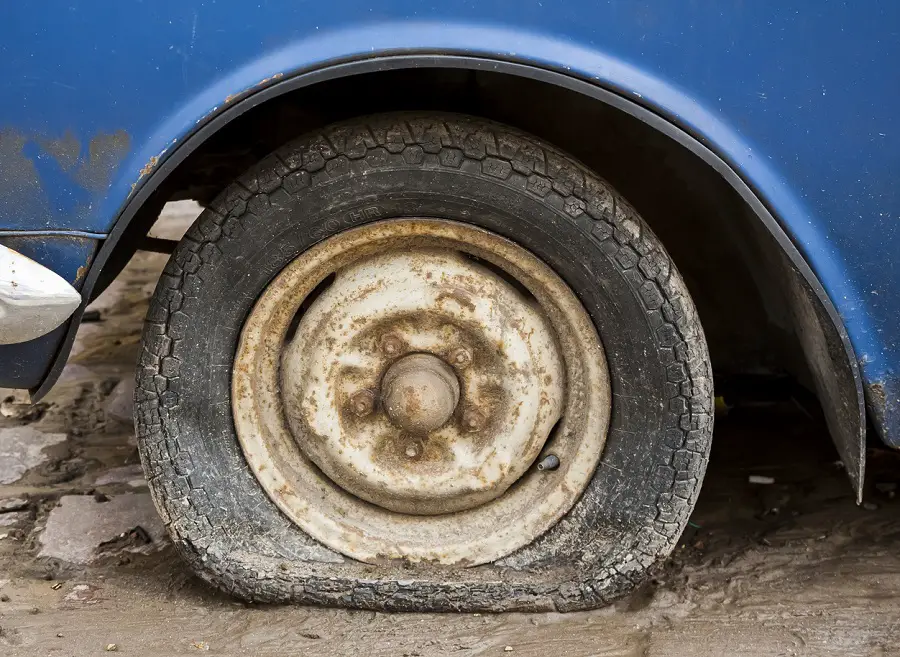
[0,244,82,344]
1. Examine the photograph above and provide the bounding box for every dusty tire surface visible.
[135,113,713,612]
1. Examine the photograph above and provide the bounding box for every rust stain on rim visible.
[232,218,611,565]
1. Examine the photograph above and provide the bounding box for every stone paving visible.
[0,202,197,563]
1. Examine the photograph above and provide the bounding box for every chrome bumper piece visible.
[0,244,82,344]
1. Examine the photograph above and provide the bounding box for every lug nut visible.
[379,333,404,356]
[450,347,473,368]
[461,408,485,432]
[536,454,560,471]
[349,390,376,417]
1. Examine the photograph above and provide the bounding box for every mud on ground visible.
[0,203,899,656]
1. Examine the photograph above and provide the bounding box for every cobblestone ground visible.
[1,203,899,656]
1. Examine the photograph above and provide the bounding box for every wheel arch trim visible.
[32,52,866,497]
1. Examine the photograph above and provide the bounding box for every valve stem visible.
[536,454,560,471]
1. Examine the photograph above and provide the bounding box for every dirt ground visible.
[1,203,899,656]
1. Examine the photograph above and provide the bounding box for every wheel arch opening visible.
[41,63,865,494]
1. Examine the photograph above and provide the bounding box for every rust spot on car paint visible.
[73,131,131,191]
[0,129,45,207]
[259,72,285,85]
[37,130,81,172]
[225,72,285,104]
[139,156,159,178]
[31,129,131,192]
[866,380,889,435]
[869,382,885,404]
[130,147,170,194]
[1,128,129,225]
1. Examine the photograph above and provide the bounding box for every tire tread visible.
[136,113,713,611]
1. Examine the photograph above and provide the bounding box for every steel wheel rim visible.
[232,219,611,565]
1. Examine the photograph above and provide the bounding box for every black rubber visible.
[135,113,714,612]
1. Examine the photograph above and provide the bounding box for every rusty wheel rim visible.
[232,219,610,565]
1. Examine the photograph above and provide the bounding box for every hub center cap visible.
[382,354,460,434]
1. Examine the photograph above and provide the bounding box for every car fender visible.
[4,21,875,494]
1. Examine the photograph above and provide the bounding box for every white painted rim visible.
[232,219,611,565]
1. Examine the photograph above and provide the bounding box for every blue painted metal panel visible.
[0,3,897,416]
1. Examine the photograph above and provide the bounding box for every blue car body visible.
[0,3,897,462]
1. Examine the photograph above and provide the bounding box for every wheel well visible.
[141,67,804,386]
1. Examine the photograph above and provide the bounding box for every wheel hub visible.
[280,247,565,515]
[381,353,460,434]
